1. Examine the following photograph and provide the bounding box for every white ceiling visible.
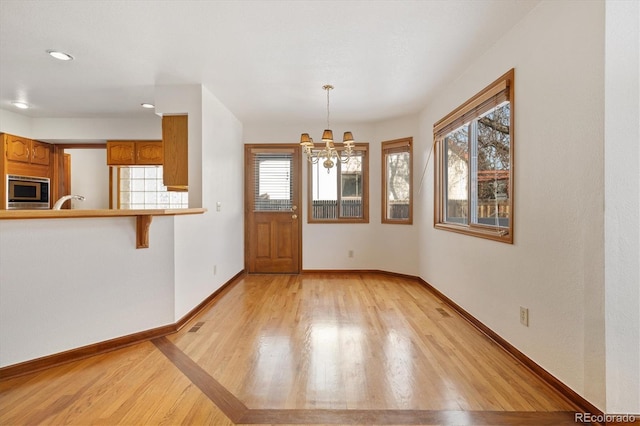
[0,0,539,125]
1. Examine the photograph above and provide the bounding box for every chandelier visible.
[300,84,354,171]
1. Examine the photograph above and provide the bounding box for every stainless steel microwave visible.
[6,174,50,209]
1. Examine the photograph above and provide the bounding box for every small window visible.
[382,137,412,224]
[308,144,369,223]
[118,165,188,209]
[434,69,514,243]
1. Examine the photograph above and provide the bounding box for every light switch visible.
[216,201,221,212]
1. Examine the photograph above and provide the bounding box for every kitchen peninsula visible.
[0,207,205,248]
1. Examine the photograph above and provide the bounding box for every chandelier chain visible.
[324,84,333,129]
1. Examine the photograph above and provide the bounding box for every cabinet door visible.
[162,115,188,189]
[6,135,31,163]
[107,141,135,165]
[136,141,163,165]
[31,140,51,166]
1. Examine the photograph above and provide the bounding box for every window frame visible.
[381,137,413,225]
[434,69,514,243]
[307,143,369,224]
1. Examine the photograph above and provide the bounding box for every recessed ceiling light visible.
[141,103,155,109]
[47,50,74,61]
[11,101,29,109]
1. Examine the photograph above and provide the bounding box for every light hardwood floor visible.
[0,273,581,425]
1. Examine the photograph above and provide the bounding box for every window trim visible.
[307,143,369,224]
[434,69,514,244]
[381,137,413,225]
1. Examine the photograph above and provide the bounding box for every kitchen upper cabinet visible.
[106,141,162,166]
[135,141,163,165]
[5,134,50,166]
[162,115,188,190]
[31,141,51,165]
[107,141,135,165]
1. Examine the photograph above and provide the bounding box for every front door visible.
[245,145,301,273]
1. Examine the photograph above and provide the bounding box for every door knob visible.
[292,214,298,219]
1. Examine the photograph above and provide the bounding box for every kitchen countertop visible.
[0,208,206,248]
[0,208,205,219]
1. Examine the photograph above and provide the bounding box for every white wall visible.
[154,85,245,321]
[1,112,161,142]
[244,117,420,275]
[66,148,109,209]
[0,216,175,366]
[0,109,32,137]
[0,114,160,142]
[417,0,607,410]
[32,117,161,142]
[604,0,640,414]
[372,115,420,275]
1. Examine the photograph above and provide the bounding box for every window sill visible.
[434,222,512,244]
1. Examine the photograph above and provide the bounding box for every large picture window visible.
[308,144,369,223]
[382,137,412,224]
[434,69,514,243]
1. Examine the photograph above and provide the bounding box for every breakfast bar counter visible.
[0,208,206,248]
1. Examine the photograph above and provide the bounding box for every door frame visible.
[244,144,302,274]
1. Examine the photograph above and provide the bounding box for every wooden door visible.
[106,141,135,165]
[136,141,163,165]
[6,135,31,163]
[31,141,51,166]
[162,115,188,188]
[245,145,301,274]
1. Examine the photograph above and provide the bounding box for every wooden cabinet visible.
[136,141,163,165]
[5,134,50,166]
[2,133,52,209]
[106,141,163,165]
[31,141,51,165]
[107,141,135,165]
[162,115,188,190]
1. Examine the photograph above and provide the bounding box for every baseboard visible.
[0,269,245,381]
[175,269,246,331]
[301,269,417,280]
[415,277,604,419]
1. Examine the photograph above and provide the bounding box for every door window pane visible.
[254,153,293,211]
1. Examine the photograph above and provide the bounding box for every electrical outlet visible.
[520,306,529,326]
[213,265,217,275]
[348,250,354,258]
